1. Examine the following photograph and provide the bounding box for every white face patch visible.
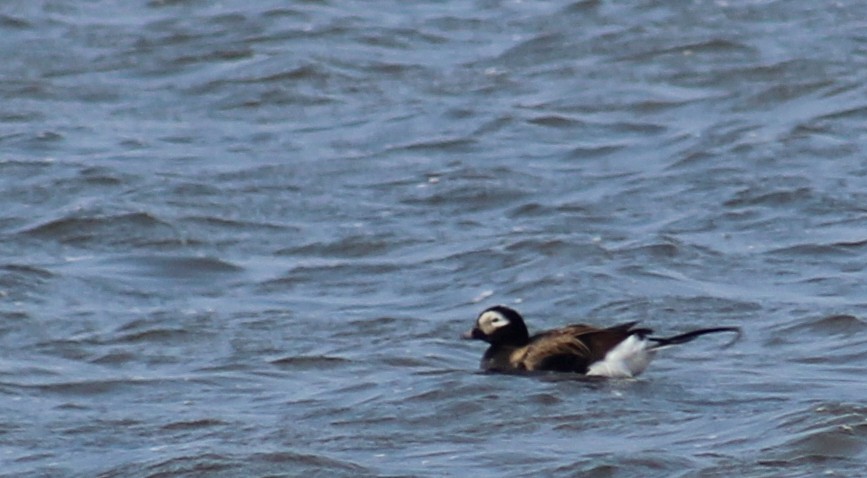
[478,310,510,334]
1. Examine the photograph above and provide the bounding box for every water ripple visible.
[4,0,867,476]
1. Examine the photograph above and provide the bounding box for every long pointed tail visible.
[649,327,742,349]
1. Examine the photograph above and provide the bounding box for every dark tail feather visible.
[649,327,742,349]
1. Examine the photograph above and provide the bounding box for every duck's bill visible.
[461,328,483,340]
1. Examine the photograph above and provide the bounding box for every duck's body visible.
[463,305,740,378]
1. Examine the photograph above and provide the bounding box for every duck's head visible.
[462,305,530,346]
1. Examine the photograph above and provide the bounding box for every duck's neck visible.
[501,322,530,346]
[481,344,521,372]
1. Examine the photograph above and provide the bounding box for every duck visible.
[462,305,741,377]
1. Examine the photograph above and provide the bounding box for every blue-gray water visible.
[2,1,867,476]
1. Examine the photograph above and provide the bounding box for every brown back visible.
[514,322,644,373]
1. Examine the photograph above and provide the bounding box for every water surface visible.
[2,1,867,476]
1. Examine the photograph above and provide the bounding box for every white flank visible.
[586,334,655,378]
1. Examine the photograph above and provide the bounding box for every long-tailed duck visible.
[462,305,740,377]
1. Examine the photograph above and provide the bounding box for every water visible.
[2,0,867,476]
